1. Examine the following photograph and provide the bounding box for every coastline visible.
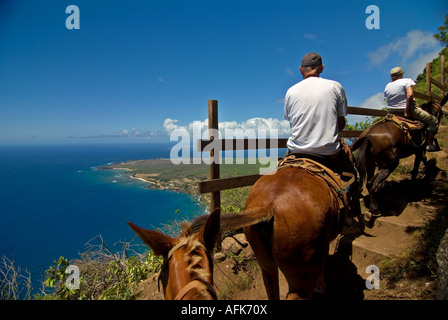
[98,158,265,212]
[98,159,209,206]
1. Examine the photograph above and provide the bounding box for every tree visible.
[433,14,448,46]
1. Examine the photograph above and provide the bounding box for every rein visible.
[159,238,217,300]
[174,279,217,300]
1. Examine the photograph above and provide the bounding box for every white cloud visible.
[286,67,295,76]
[359,92,387,110]
[68,127,161,140]
[405,48,442,80]
[163,117,291,137]
[367,29,442,73]
[162,118,180,132]
[347,92,387,125]
[303,33,324,43]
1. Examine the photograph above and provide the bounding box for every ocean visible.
[0,142,207,296]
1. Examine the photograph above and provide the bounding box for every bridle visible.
[174,279,217,300]
[159,238,217,300]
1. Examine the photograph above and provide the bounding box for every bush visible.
[0,255,32,300]
[40,236,162,300]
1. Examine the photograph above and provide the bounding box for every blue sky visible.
[0,0,446,143]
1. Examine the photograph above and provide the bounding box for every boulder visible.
[221,236,243,255]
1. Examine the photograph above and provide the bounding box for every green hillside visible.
[414,46,448,105]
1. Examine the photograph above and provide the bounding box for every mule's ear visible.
[127,221,176,257]
[199,208,221,253]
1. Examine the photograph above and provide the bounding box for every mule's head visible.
[127,208,220,300]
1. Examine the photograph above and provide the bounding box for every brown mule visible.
[351,97,445,221]
[191,167,344,300]
[127,208,220,300]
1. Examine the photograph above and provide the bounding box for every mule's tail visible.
[190,208,274,235]
[351,136,370,189]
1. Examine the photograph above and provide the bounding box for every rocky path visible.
[137,126,448,300]
[219,126,448,300]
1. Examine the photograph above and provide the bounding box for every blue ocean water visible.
[0,142,207,295]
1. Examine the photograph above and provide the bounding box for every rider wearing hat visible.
[384,67,439,152]
[284,52,355,175]
[283,52,361,232]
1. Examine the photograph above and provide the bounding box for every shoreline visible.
[98,160,210,208]
[98,157,265,212]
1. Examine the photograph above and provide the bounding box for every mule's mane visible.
[177,236,212,284]
[159,228,215,299]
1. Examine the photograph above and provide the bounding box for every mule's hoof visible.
[314,286,326,294]
[286,293,301,300]
[426,144,438,152]
[363,211,372,221]
[362,211,374,229]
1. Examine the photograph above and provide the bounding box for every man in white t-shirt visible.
[384,68,415,116]
[384,67,439,152]
[283,52,360,231]
[284,54,347,156]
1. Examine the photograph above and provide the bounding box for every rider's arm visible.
[337,116,346,133]
[405,85,414,117]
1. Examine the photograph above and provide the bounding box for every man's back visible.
[284,77,347,156]
[384,77,415,113]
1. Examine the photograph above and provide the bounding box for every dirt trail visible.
[137,126,448,300]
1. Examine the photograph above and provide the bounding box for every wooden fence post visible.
[208,100,220,210]
[442,55,446,97]
[197,57,443,200]
[426,62,432,101]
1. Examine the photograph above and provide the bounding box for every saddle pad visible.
[386,114,425,131]
[277,155,355,213]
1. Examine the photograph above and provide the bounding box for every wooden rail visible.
[415,59,447,103]
[197,103,386,208]
[198,56,447,209]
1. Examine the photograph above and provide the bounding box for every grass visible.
[375,203,448,299]
[217,252,260,300]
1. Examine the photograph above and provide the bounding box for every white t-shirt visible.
[384,78,416,113]
[283,76,347,156]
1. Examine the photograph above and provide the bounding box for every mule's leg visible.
[360,148,376,209]
[365,167,392,224]
[434,138,440,151]
[314,266,326,294]
[411,148,426,179]
[244,223,280,300]
[277,243,329,300]
[280,260,325,300]
[365,163,376,192]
